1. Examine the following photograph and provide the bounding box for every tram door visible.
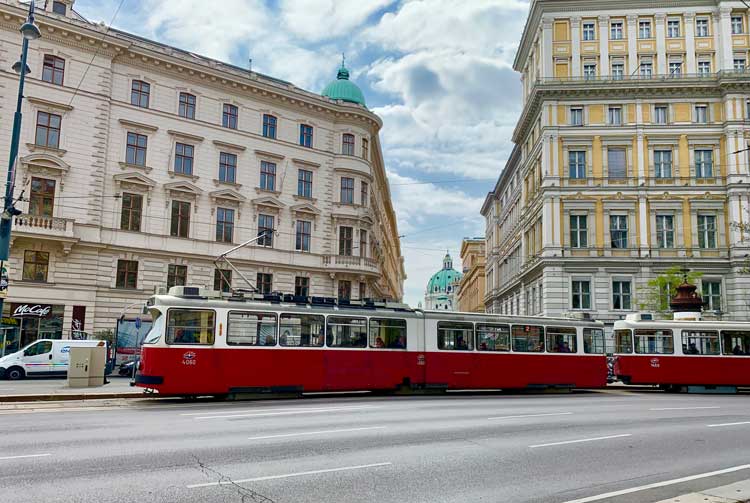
[324,316,371,390]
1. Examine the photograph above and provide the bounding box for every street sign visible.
[0,261,8,299]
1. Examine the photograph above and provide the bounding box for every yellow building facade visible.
[457,238,486,313]
[482,0,750,327]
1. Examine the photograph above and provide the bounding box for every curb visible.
[0,392,148,403]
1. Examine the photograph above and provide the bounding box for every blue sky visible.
[72,0,531,306]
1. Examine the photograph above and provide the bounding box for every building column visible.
[729,193,742,248]
[543,197,554,251]
[551,133,559,178]
[655,13,667,74]
[571,16,582,76]
[599,15,610,76]
[636,130,645,180]
[639,196,649,254]
[713,15,723,70]
[684,12,696,73]
[541,18,553,79]
[627,14,638,74]
[720,7,733,71]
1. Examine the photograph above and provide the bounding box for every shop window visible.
[22,251,49,282]
[116,259,138,289]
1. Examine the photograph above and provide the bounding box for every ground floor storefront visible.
[0,302,88,357]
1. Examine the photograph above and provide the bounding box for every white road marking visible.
[707,421,750,427]
[530,434,632,449]
[650,406,721,411]
[180,405,378,417]
[0,453,51,461]
[187,462,392,488]
[488,412,573,420]
[248,426,385,440]
[560,464,750,503]
[192,405,380,420]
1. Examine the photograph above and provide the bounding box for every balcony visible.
[558,175,726,189]
[13,214,77,252]
[323,254,380,274]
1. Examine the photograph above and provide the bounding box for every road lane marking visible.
[560,464,750,503]
[187,462,392,488]
[650,406,721,411]
[180,405,379,417]
[530,434,632,449]
[0,453,51,461]
[707,421,750,427]
[248,426,385,440]
[192,405,381,420]
[488,412,573,421]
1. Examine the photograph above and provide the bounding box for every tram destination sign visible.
[12,304,52,318]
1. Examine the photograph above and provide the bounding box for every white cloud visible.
[280,0,396,42]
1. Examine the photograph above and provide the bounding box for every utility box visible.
[67,347,90,388]
[88,345,106,386]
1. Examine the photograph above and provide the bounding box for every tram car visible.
[613,313,750,391]
[134,286,608,396]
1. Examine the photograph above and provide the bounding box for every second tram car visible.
[613,314,750,390]
[134,287,608,396]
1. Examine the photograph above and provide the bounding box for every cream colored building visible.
[0,0,405,352]
[483,0,750,328]
[457,238,486,313]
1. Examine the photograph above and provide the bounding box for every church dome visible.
[322,64,366,106]
[426,253,462,295]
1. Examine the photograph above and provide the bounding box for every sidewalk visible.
[655,480,750,503]
[0,376,148,402]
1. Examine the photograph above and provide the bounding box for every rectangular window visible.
[571,280,591,309]
[256,273,273,295]
[130,80,150,108]
[360,181,368,207]
[611,63,624,80]
[120,192,142,232]
[697,60,711,75]
[22,251,49,282]
[570,107,583,126]
[360,229,367,257]
[257,214,274,247]
[546,326,577,353]
[342,133,355,155]
[280,313,324,347]
[607,148,626,179]
[437,321,474,350]
[695,105,708,123]
[640,61,653,77]
[178,92,196,119]
[695,149,713,178]
[369,318,407,349]
[166,309,215,345]
[610,21,623,40]
[568,150,586,179]
[296,220,311,252]
[340,177,354,203]
[35,111,61,149]
[222,104,238,129]
[696,18,709,37]
[52,1,66,15]
[634,329,673,354]
[260,161,276,191]
[339,226,353,256]
[702,280,721,310]
[297,169,313,198]
[667,19,680,38]
[362,138,369,160]
[721,330,750,355]
[734,58,746,71]
[262,114,277,139]
[614,329,633,353]
[654,150,672,178]
[227,311,277,346]
[218,152,237,183]
[299,124,313,147]
[668,61,682,76]
[654,105,668,124]
[656,215,674,248]
[682,330,720,355]
[126,132,147,166]
[215,207,234,243]
[610,215,628,248]
[326,316,366,347]
[582,22,595,41]
[608,106,622,125]
[214,269,231,292]
[583,63,596,80]
[697,215,717,248]
[584,328,606,354]
[170,200,190,238]
[29,177,55,217]
[476,323,510,352]
[338,280,352,301]
[116,259,138,289]
[173,143,194,175]
[612,280,632,310]
[732,16,744,34]
[167,264,187,289]
[511,325,544,352]
[41,55,65,86]
[294,277,310,298]
[639,20,652,39]
[570,215,588,248]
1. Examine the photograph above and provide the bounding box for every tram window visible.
[326,316,367,348]
[437,322,474,350]
[614,329,632,353]
[227,311,277,346]
[546,327,577,353]
[143,310,163,344]
[583,328,606,354]
[369,318,407,349]
[511,325,544,352]
[279,313,324,347]
[634,329,673,354]
[681,330,719,355]
[721,330,750,355]
[476,323,510,352]
[166,309,215,345]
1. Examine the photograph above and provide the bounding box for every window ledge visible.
[119,162,152,173]
[25,143,67,156]
[168,171,200,182]
[292,194,317,203]
[213,179,242,189]
[254,187,281,196]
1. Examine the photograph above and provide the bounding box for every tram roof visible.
[613,319,750,330]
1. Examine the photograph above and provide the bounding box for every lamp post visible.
[0,1,41,319]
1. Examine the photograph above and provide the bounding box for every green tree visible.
[639,266,702,317]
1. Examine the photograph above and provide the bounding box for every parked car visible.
[118,358,139,377]
[0,339,107,380]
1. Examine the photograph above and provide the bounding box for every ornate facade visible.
[0,0,405,352]
[483,0,750,329]
[424,253,462,311]
[457,238,486,313]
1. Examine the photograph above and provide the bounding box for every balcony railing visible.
[15,214,74,234]
[323,254,379,273]
[558,175,727,188]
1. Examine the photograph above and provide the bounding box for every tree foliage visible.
[639,266,703,316]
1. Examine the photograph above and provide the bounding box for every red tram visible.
[613,314,750,390]
[134,287,608,396]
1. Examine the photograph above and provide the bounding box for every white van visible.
[0,339,106,380]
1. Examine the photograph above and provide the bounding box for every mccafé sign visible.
[12,304,52,318]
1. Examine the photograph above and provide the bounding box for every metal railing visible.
[15,214,71,231]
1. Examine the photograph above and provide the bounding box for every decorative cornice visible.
[212,140,246,151]
[118,119,158,132]
[253,149,284,161]
[26,96,74,112]
[292,158,321,168]
[167,130,204,142]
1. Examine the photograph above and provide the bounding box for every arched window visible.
[342,133,355,155]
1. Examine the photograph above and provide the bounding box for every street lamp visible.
[0,1,40,314]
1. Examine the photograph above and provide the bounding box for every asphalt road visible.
[1,391,750,503]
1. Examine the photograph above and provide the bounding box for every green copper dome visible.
[322,64,366,106]
[426,253,462,295]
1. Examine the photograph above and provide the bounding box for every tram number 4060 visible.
[182,351,197,366]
